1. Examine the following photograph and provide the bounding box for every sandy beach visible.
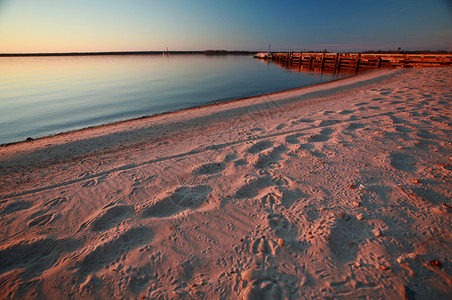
[0,67,451,299]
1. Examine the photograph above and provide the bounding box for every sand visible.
[0,67,451,299]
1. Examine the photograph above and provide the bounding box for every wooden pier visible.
[258,52,452,73]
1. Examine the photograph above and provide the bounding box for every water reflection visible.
[0,55,349,144]
[270,59,359,75]
[259,52,378,75]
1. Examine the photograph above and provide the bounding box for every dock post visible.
[376,56,381,68]
[336,56,342,73]
[355,54,360,73]
[298,53,302,70]
[334,53,339,73]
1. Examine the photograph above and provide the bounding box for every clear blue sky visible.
[0,0,451,53]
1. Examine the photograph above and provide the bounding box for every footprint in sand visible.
[276,123,286,130]
[388,114,414,126]
[265,213,294,239]
[224,153,239,162]
[339,110,354,115]
[234,159,249,166]
[0,201,33,216]
[235,177,272,199]
[81,179,97,188]
[0,237,80,280]
[323,111,335,116]
[328,217,371,262]
[247,141,273,154]
[299,143,315,151]
[394,125,413,133]
[416,129,438,140]
[271,175,291,187]
[254,145,288,169]
[318,119,340,127]
[389,152,418,172]
[78,171,90,178]
[90,204,134,232]
[285,133,304,144]
[77,226,154,279]
[141,185,212,218]
[193,162,226,175]
[346,123,366,131]
[240,268,284,300]
[409,187,449,204]
[389,100,404,105]
[310,150,326,158]
[298,118,315,123]
[259,192,282,209]
[251,236,274,256]
[28,213,54,227]
[44,197,67,208]
[308,128,334,142]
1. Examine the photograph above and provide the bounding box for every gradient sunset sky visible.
[0,0,451,53]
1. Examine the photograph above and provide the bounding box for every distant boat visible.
[254,52,272,59]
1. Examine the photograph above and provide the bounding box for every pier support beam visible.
[376,57,382,68]
[355,55,360,73]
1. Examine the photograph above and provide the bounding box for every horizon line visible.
[0,50,259,57]
[1,49,450,57]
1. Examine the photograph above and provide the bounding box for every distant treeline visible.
[202,50,256,55]
[361,50,450,54]
[2,49,448,57]
[0,50,257,57]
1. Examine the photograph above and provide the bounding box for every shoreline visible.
[0,50,257,57]
[0,68,395,149]
[0,54,350,148]
[0,67,451,299]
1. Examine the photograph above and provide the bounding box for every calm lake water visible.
[0,54,348,144]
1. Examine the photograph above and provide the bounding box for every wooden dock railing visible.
[259,52,452,73]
